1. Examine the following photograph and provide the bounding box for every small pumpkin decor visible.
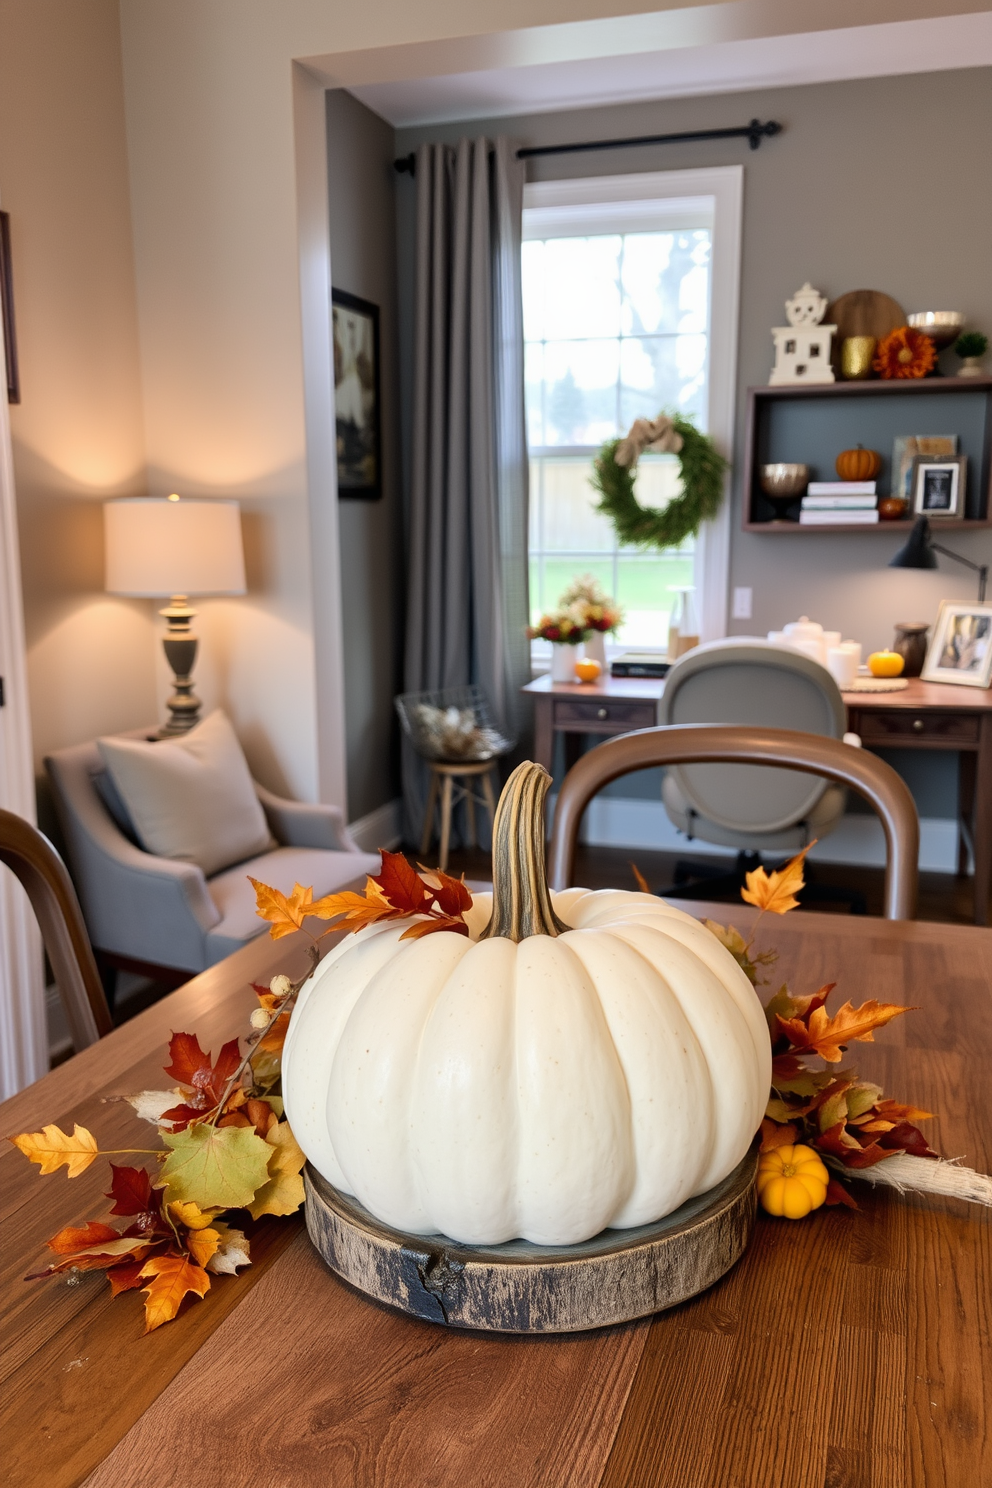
[873,325,938,380]
[756,1145,829,1219]
[835,445,882,483]
[282,762,770,1248]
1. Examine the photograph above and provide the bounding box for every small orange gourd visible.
[835,445,882,482]
[868,649,905,678]
[757,1144,829,1219]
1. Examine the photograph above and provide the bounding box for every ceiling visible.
[346,9,992,128]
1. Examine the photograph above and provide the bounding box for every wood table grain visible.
[2,909,990,1488]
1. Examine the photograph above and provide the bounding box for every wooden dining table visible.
[3,906,990,1488]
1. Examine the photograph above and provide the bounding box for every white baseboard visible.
[549,795,964,875]
[348,798,402,853]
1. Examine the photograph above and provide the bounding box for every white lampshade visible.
[104,497,246,597]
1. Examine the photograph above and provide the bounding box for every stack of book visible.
[799,481,878,525]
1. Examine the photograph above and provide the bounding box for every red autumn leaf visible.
[108,1258,150,1296]
[812,1120,862,1158]
[203,1039,241,1099]
[771,1052,808,1081]
[46,1221,119,1255]
[157,1102,205,1131]
[759,1118,798,1152]
[218,1097,278,1138]
[419,866,474,918]
[824,1179,859,1209]
[164,1031,212,1087]
[399,914,471,941]
[877,1121,939,1160]
[105,1164,153,1217]
[372,849,433,914]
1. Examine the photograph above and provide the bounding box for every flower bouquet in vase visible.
[558,574,624,669]
[527,606,589,681]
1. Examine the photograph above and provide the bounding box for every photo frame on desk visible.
[331,287,381,500]
[911,456,966,519]
[921,600,992,689]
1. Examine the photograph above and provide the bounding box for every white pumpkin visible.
[282,763,770,1247]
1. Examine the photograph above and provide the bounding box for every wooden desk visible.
[524,672,992,925]
[523,672,664,774]
[843,678,992,925]
[3,911,990,1488]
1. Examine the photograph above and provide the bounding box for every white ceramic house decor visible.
[770,283,836,386]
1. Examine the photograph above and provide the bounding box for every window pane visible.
[615,553,696,647]
[619,334,707,428]
[521,240,546,341]
[541,340,620,446]
[540,558,615,621]
[620,231,710,337]
[540,237,621,340]
[538,457,615,552]
[524,341,545,447]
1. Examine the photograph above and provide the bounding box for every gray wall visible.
[326,89,404,822]
[395,68,992,820]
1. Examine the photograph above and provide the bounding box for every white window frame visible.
[522,165,743,648]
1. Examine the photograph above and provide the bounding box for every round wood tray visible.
[303,1151,757,1333]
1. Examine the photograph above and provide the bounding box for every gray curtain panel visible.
[402,137,531,845]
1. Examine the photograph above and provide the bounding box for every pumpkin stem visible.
[480,761,568,942]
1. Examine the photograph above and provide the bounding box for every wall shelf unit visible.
[742,376,992,533]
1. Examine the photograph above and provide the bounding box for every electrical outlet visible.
[732,587,753,620]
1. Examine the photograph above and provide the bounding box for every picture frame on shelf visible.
[890,435,957,502]
[921,600,992,689]
[331,287,381,500]
[911,456,966,519]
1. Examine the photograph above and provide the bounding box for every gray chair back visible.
[659,640,846,835]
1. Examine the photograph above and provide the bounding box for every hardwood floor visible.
[426,841,989,925]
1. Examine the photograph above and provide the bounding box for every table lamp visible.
[104,495,247,735]
[888,516,988,600]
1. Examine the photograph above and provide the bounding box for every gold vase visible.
[841,336,876,380]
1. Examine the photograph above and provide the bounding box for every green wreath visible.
[590,413,729,550]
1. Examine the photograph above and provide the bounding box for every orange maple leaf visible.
[139,1254,211,1333]
[10,1123,99,1178]
[249,879,316,940]
[306,883,398,931]
[741,843,815,915]
[872,1097,933,1124]
[759,1118,798,1152]
[630,862,651,894]
[778,999,911,1063]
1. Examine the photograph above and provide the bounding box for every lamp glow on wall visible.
[104,496,246,736]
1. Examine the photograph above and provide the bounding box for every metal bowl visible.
[907,311,965,349]
[760,463,810,499]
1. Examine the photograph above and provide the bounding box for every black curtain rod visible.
[393,118,781,175]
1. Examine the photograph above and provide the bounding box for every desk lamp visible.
[888,516,988,601]
[104,495,246,735]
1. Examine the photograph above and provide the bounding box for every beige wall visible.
[0,0,155,768]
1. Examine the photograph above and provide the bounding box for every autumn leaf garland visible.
[10,850,473,1333]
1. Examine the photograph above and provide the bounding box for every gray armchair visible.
[45,736,380,979]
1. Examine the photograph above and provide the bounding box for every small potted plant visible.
[954,331,988,379]
[557,574,624,669]
[527,605,590,682]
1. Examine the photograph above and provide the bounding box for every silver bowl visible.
[907,311,965,349]
[759,463,810,520]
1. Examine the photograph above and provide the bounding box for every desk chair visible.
[549,725,919,921]
[0,808,112,1052]
[656,639,860,907]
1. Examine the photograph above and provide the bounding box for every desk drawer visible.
[855,709,980,745]
[553,699,657,729]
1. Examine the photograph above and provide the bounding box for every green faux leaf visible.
[818,1088,851,1134]
[846,1082,883,1120]
[160,1124,272,1210]
[765,1097,801,1123]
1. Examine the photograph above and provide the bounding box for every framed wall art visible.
[0,210,19,404]
[921,599,992,689]
[911,456,966,520]
[331,287,381,500]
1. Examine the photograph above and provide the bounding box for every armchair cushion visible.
[97,710,273,877]
[203,844,381,966]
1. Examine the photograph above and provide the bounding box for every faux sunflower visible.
[873,325,938,379]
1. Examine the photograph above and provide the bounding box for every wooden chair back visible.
[0,808,112,1050]
[548,725,919,920]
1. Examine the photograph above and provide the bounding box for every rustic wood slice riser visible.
[304,1152,757,1333]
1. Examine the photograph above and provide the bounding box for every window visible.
[522,169,742,662]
